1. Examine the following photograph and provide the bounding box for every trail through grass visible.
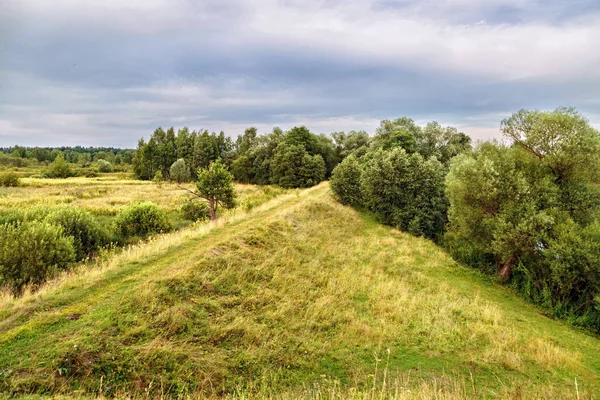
[0,183,599,399]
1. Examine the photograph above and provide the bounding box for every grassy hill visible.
[0,183,599,399]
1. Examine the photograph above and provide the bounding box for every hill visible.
[0,183,599,398]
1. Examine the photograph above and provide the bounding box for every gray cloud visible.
[0,0,599,147]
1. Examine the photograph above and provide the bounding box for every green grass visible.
[0,183,599,399]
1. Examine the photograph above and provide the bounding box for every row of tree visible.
[331,108,600,332]
[133,125,372,188]
[1,146,134,166]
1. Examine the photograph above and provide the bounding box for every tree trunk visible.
[499,259,513,281]
[208,198,216,221]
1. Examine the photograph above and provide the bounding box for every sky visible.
[1,0,599,148]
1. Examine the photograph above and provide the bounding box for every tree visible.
[361,148,447,239]
[97,159,113,173]
[193,160,236,220]
[372,117,420,153]
[330,155,363,207]
[445,108,600,328]
[271,143,325,188]
[417,122,472,165]
[46,155,72,178]
[169,158,191,183]
[332,130,370,160]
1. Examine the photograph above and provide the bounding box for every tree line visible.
[132,125,373,188]
[330,108,600,332]
[1,146,134,166]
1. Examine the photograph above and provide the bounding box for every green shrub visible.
[330,155,362,207]
[115,202,171,238]
[97,159,114,173]
[45,155,73,179]
[0,172,20,187]
[0,221,75,292]
[170,159,191,183]
[180,201,210,222]
[153,171,164,183]
[44,208,109,261]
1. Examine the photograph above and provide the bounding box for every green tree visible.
[193,160,236,220]
[361,148,447,239]
[271,143,325,188]
[170,158,191,183]
[330,155,363,207]
[97,159,113,173]
[446,108,600,328]
[46,155,72,179]
[372,117,420,153]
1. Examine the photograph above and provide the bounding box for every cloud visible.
[0,0,599,147]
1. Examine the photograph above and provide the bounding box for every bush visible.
[45,155,73,179]
[0,221,75,292]
[0,172,20,187]
[180,201,210,221]
[153,171,164,183]
[170,159,191,183]
[361,148,447,240]
[97,159,114,173]
[330,155,362,207]
[44,208,109,261]
[115,202,171,238]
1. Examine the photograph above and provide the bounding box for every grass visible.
[0,174,285,217]
[0,183,599,398]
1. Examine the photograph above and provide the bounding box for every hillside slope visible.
[0,183,599,399]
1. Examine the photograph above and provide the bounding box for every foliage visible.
[271,143,326,188]
[169,158,191,183]
[361,148,448,239]
[45,155,73,179]
[96,159,114,173]
[371,117,471,165]
[133,127,233,181]
[193,160,236,220]
[152,170,164,183]
[0,172,20,187]
[0,221,75,292]
[44,208,109,261]
[446,108,600,329]
[115,202,171,238]
[180,200,210,222]
[329,155,363,207]
[330,117,468,241]
[332,130,370,159]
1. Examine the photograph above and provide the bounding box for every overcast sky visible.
[1,0,599,147]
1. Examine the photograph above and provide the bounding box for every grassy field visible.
[0,174,289,235]
[0,183,599,398]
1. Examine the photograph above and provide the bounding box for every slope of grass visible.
[0,183,599,398]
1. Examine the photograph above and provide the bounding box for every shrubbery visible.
[331,148,448,240]
[97,159,114,173]
[44,208,109,261]
[329,155,362,207]
[180,201,209,221]
[0,172,20,187]
[0,221,75,292]
[115,202,171,237]
[45,155,73,179]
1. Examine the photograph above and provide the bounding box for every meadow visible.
[0,183,599,398]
